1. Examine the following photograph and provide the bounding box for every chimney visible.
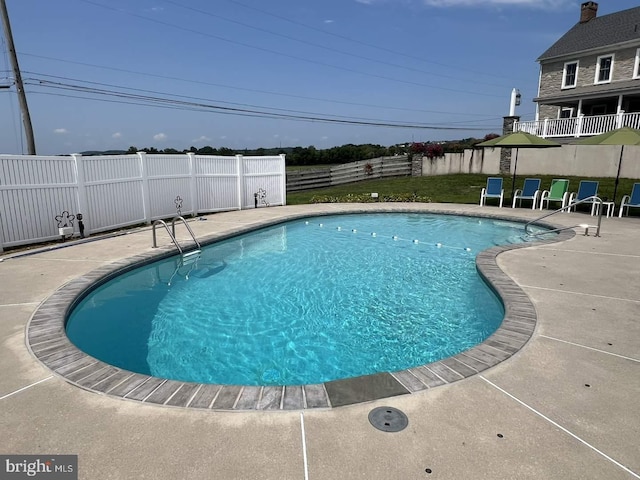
[580,2,598,23]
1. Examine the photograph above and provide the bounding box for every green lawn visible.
[286,173,639,209]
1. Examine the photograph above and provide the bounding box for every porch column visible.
[616,95,625,128]
[500,115,520,174]
[617,95,623,114]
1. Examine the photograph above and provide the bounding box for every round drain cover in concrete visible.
[368,406,408,432]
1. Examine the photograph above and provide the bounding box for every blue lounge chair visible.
[568,180,599,215]
[512,178,541,209]
[479,177,504,207]
[539,179,570,210]
[618,183,640,217]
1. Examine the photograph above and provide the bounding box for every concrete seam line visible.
[519,285,640,303]
[531,248,640,259]
[539,335,640,363]
[480,376,640,479]
[0,302,41,308]
[300,412,309,480]
[0,376,53,401]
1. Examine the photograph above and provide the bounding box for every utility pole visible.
[0,0,36,154]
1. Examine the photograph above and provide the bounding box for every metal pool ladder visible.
[525,196,604,237]
[152,216,202,254]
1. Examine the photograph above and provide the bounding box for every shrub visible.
[310,193,431,203]
[425,143,444,159]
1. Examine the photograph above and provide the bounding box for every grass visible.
[286,174,639,209]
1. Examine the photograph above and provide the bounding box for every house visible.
[515,2,640,138]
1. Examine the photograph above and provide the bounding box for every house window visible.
[562,61,578,88]
[559,108,574,119]
[595,54,614,84]
[634,48,640,79]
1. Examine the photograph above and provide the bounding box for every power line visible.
[222,0,513,82]
[24,71,503,127]
[20,52,499,118]
[161,0,510,90]
[77,0,504,98]
[25,77,498,131]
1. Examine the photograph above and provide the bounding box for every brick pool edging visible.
[25,208,575,411]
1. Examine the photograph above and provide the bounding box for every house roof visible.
[538,6,640,61]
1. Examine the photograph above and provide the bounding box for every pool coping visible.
[25,208,574,411]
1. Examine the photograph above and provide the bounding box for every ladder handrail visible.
[171,216,201,250]
[525,196,604,237]
[152,219,183,254]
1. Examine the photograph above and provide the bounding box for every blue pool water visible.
[66,213,544,386]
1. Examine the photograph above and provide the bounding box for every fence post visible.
[186,152,197,216]
[0,211,4,252]
[279,154,287,206]
[616,111,624,129]
[236,154,244,210]
[71,153,90,236]
[138,151,152,223]
[542,118,549,138]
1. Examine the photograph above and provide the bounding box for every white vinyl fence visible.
[0,152,286,252]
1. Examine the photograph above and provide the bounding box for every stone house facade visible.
[535,2,640,122]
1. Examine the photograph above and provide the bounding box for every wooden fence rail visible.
[286,156,410,192]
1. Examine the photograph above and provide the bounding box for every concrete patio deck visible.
[1,203,638,479]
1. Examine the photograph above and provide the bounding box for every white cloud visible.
[54,128,68,134]
[112,132,122,139]
[355,0,373,4]
[192,135,211,143]
[220,135,227,140]
[324,19,335,23]
[153,133,167,141]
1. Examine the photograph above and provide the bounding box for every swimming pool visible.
[66,213,546,387]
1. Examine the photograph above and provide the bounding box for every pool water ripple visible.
[66,213,544,387]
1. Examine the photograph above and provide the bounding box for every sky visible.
[0,0,637,155]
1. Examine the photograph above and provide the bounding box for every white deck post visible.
[71,153,90,236]
[279,153,287,206]
[138,151,152,223]
[236,154,244,210]
[186,152,197,216]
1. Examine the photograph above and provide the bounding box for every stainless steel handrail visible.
[152,219,183,253]
[171,216,201,250]
[525,195,604,237]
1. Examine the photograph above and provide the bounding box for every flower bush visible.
[410,142,444,159]
[310,193,431,203]
[425,143,444,159]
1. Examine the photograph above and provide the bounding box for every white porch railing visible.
[515,112,640,138]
